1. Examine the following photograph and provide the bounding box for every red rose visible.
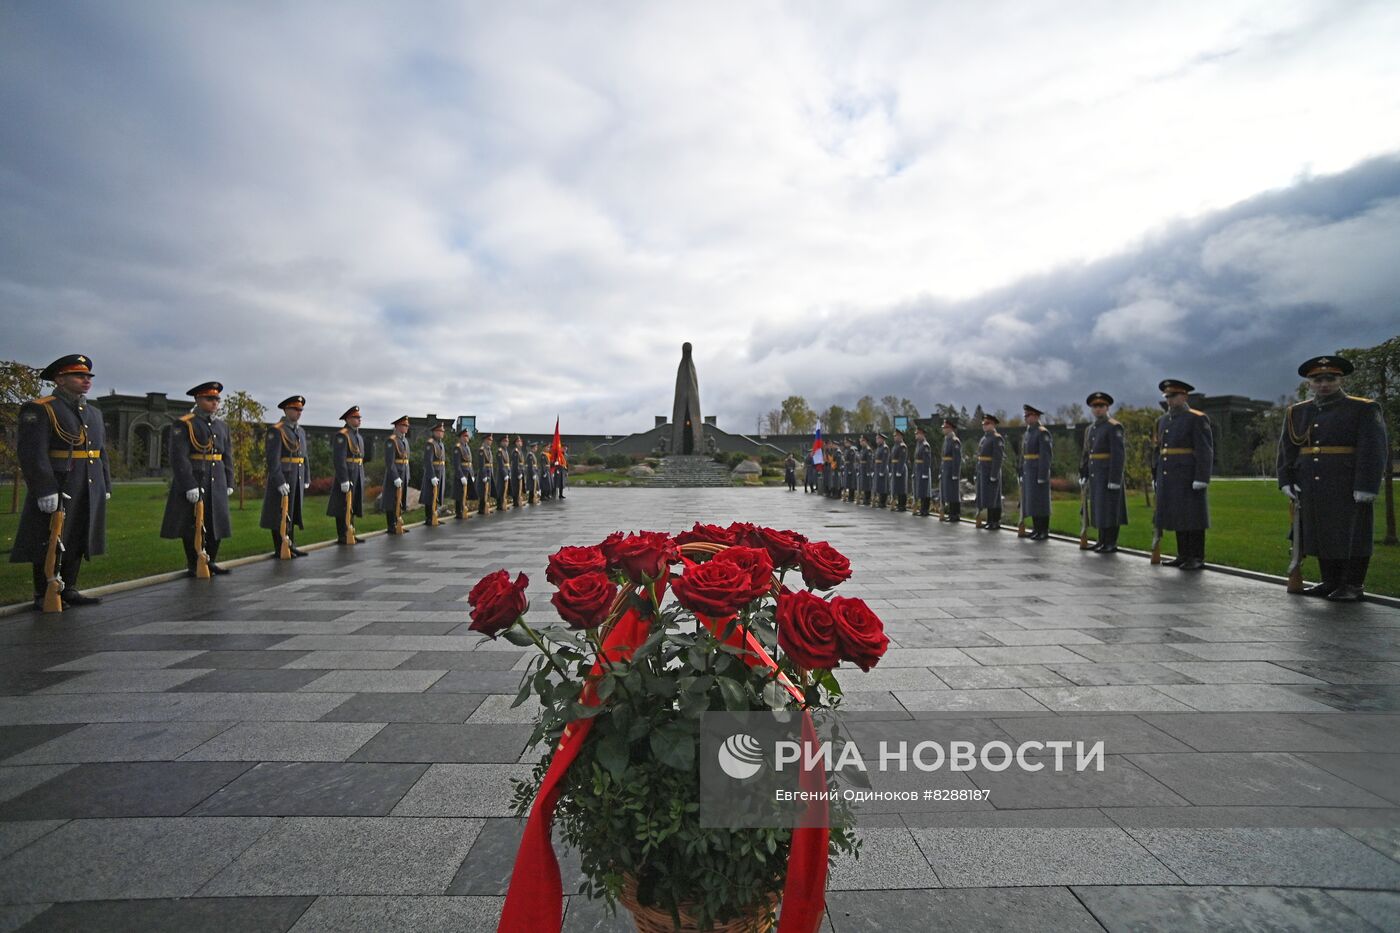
[748,526,808,569]
[546,545,607,585]
[775,587,840,670]
[675,522,738,548]
[831,596,889,672]
[596,531,625,566]
[711,545,775,602]
[468,570,529,638]
[725,521,758,544]
[671,558,757,619]
[551,571,618,630]
[798,540,851,590]
[610,531,679,584]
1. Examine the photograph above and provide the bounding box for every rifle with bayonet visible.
[42,493,71,612]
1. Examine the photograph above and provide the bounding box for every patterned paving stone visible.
[318,693,485,724]
[180,722,385,762]
[287,895,504,933]
[1127,827,1400,888]
[191,762,428,816]
[14,897,315,933]
[5,721,235,764]
[0,761,252,819]
[825,887,1105,931]
[909,827,1179,886]
[348,724,532,763]
[1074,885,1382,933]
[169,669,330,693]
[391,764,538,818]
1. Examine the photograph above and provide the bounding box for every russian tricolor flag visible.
[811,425,824,467]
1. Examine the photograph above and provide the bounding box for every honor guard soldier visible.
[509,436,525,508]
[529,442,542,503]
[1278,356,1389,601]
[329,406,366,544]
[1019,405,1053,539]
[477,434,496,514]
[1081,392,1128,552]
[1154,381,1213,570]
[786,453,798,492]
[494,434,511,511]
[939,417,962,522]
[845,437,858,502]
[802,450,815,493]
[890,432,909,511]
[913,425,934,516]
[381,415,412,533]
[260,396,309,558]
[859,436,874,505]
[539,443,555,500]
[160,382,233,577]
[553,444,568,500]
[453,430,475,515]
[11,354,112,610]
[873,434,890,508]
[975,414,1006,529]
[422,421,447,526]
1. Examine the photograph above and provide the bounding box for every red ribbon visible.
[498,591,829,933]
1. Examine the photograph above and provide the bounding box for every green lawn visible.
[0,482,373,606]
[1046,479,1399,597]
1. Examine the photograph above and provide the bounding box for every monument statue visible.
[671,342,703,455]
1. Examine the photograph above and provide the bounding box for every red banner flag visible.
[549,416,567,469]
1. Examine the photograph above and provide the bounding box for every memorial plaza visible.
[0,487,1396,931]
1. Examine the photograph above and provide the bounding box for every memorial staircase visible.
[642,455,735,487]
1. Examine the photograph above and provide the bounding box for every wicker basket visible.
[618,873,778,933]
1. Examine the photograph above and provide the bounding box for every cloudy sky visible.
[3,1,1398,432]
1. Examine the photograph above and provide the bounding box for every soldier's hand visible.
[1077,476,1087,487]
[278,483,290,496]
[1192,481,1208,491]
[1282,484,1299,499]
[1107,482,1121,491]
[38,493,59,513]
[431,477,439,487]
[340,481,352,493]
[393,478,403,488]
[227,487,234,496]
[1355,491,1377,503]
[105,492,111,500]
[1038,479,1046,485]
[304,483,310,491]
[185,488,201,503]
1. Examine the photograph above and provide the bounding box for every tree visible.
[1052,403,1085,426]
[1113,404,1160,506]
[820,404,847,435]
[763,409,783,435]
[0,361,43,512]
[1246,403,1287,477]
[852,396,878,434]
[223,390,267,510]
[1339,336,1400,545]
[900,399,920,421]
[780,395,816,435]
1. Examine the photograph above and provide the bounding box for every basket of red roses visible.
[467,521,889,933]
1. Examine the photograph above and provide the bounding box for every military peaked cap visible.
[339,406,360,420]
[392,415,410,426]
[942,417,958,428]
[1158,379,1194,394]
[458,427,471,437]
[431,421,447,432]
[982,413,1000,425]
[187,381,223,397]
[1298,355,1353,378]
[1022,404,1043,416]
[278,395,305,409]
[1086,392,1114,406]
[41,354,94,381]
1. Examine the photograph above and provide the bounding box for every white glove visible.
[278,483,290,496]
[1192,481,1208,491]
[1107,483,1121,491]
[393,477,403,488]
[38,493,59,513]
[304,483,310,491]
[185,488,201,503]
[1037,479,1046,485]
[1282,484,1299,499]
[1077,476,1087,487]
[340,481,352,492]
[105,492,111,500]
[990,477,998,484]
[226,487,234,496]
[1355,491,1377,503]
[431,476,439,487]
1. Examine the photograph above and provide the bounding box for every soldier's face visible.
[1025,413,1039,426]
[56,373,92,396]
[284,407,302,423]
[347,415,361,428]
[1091,403,1109,417]
[197,395,220,414]
[1164,391,1187,410]
[1311,375,1341,397]
[942,426,952,436]
[982,422,994,433]
[395,423,408,435]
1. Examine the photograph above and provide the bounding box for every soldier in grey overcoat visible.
[890,433,909,511]
[873,434,890,508]
[844,438,858,501]
[495,435,511,510]
[1081,392,1129,552]
[802,451,815,493]
[380,415,412,533]
[913,426,934,516]
[509,436,525,507]
[1020,405,1053,539]
[422,422,447,524]
[553,445,568,499]
[861,436,875,505]
[539,444,555,500]
[260,395,309,556]
[1154,380,1214,570]
[160,382,234,575]
[975,414,1006,529]
[476,435,495,514]
[10,354,111,609]
[1277,355,1389,601]
[327,405,366,544]
[939,418,962,523]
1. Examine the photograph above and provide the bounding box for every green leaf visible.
[595,730,630,779]
[763,681,789,710]
[502,626,535,647]
[717,676,748,711]
[815,668,843,697]
[595,673,617,701]
[648,724,695,771]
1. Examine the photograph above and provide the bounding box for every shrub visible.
[1050,477,1077,494]
[725,451,747,469]
[306,476,336,496]
[604,454,630,469]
